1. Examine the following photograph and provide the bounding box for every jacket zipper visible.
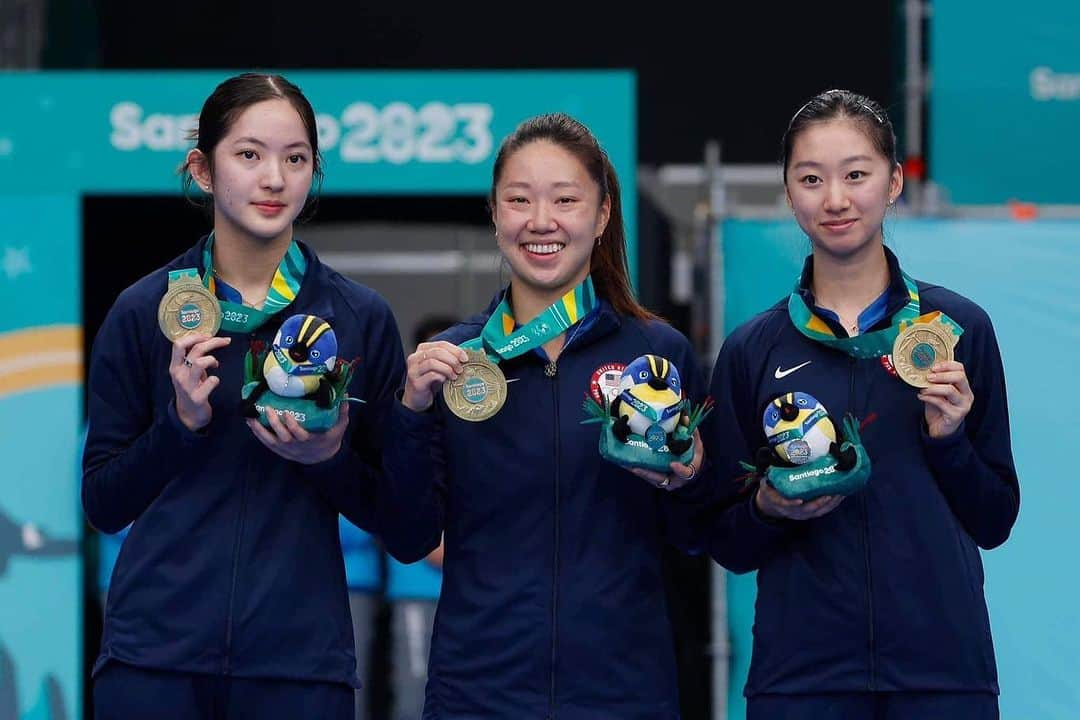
[547,358,561,718]
[850,356,875,689]
[223,338,254,674]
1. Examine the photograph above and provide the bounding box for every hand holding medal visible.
[403,341,469,414]
[169,332,232,432]
[442,349,507,422]
[917,360,974,438]
[790,268,971,440]
[890,313,972,438]
[891,314,960,388]
[160,269,231,432]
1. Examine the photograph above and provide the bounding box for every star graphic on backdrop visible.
[2,246,31,279]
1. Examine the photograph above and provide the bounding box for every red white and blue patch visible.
[589,363,626,406]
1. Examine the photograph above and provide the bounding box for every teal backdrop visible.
[0,195,81,720]
[718,218,1079,719]
[0,70,635,720]
[930,1,1080,204]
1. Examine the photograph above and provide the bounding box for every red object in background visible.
[903,156,926,181]
[1007,200,1039,221]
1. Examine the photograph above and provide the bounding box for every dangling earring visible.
[595,236,602,247]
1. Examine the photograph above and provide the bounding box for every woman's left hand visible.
[247,403,349,464]
[628,428,705,491]
[919,360,974,439]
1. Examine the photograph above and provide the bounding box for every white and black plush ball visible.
[762,391,836,465]
[616,354,684,436]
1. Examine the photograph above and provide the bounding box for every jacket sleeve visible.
[301,298,407,534]
[656,330,725,551]
[697,327,804,574]
[375,398,446,564]
[82,299,209,534]
[921,310,1019,549]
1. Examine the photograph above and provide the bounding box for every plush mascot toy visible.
[241,314,358,432]
[745,391,871,501]
[582,354,712,473]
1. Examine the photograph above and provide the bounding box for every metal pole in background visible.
[904,0,927,210]
[701,139,729,720]
[0,0,45,68]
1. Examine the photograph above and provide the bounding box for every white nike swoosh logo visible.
[774,361,812,379]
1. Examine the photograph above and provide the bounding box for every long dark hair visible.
[490,113,659,322]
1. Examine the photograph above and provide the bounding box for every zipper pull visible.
[544,361,557,378]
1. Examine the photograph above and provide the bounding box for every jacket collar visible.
[796,245,910,333]
[480,283,622,354]
[174,234,336,327]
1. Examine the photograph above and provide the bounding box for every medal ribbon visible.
[787,271,962,358]
[271,346,328,377]
[618,391,686,424]
[461,277,598,362]
[198,232,307,333]
[768,407,829,445]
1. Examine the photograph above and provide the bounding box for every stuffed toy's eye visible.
[284,335,295,345]
[639,371,649,380]
[310,349,321,359]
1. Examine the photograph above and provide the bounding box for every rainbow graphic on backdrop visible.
[0,326,82,400]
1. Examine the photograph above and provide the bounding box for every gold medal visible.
[891,321,955,388]
[443,349,507,422]
[158,271,222,341]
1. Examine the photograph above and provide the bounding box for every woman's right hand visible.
[170,334,231,432]
[755,481,844,521]
[402,341,468,413]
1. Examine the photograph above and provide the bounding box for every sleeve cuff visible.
[746,487,795,534]
[920,419,974,474]
[669,459,719,504]
[392,391,440,432]
[300,441,353,478]
[165,399,211,444]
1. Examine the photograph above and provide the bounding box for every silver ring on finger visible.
[183,357,193,368]
[658,475,671,489]
[685,462,697,481]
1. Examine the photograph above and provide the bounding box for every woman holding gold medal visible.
[701,90,1020,719]
[83,73,405,719]
[379,113,712,719]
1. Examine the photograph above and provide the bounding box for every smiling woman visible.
[378,112,717,720]
[82,73,405,720]
[701,89,1019,720]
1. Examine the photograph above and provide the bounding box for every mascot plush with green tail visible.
[241,313,359,432]
[743,391,871,501]
[582,354,713,473]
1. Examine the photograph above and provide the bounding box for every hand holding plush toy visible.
[241,314,358,432]
[582,354,712,474]
[745,391,870,502]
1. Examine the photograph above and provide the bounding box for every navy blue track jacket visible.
[703,249,1019,696]
[378,294,713,720]
[83,237,405,687]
